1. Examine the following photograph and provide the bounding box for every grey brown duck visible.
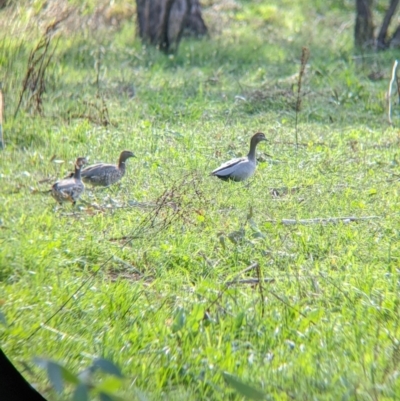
[211,132,267,182]
[69,150,135,187]
[52,157,87,205]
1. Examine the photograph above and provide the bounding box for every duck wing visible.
[81,163,120,186]
[211,156,247,178]
[52,177,84,203]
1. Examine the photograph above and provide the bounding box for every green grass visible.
[1,0,400,399]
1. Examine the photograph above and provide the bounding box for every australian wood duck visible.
[70,150,135,187]
[211,132,267,181]
[51,157,87,205]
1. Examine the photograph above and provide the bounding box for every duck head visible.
[251,132,267,146]
[75,157,87,168]
[119,150,135,163]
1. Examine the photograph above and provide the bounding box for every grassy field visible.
[1,0,400,399]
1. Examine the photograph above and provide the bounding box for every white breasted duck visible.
[211,132,267,181]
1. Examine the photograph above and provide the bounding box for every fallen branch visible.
[215,262,261,287]
[388,59,399,126]
[264,216,380,225]
[225,278,275,286]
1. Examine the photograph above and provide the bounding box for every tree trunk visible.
[377,0,399,49]
[391,25,400,48]
[136,0,207,54]
[184,0,208,37]
[355,0,374,48]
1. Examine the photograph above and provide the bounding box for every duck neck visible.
[118,160,126,171]
[74,165,82,180]
[247,142,257,163]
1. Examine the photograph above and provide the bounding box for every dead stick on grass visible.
[263,216,380,225]
[388,59,399,126]
[225,278,275,285]
[281,216,380,225]
[224,262,260,287]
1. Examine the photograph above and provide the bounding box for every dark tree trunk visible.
[377,0,399,49]
[136,0,207,54]
[391,25,400,47]
[184,0,208,37]
[355,0,374,48]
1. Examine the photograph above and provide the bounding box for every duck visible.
[51,157,87,205]
[68,150,135,187]
[211,132,267,181]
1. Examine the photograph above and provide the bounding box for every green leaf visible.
[34,357,79,391]
[234,312,245,330]
[0,310,7,326]
[34,359,64,392]
[99,392,125,401]
[99,392,114,401]
[47,361,64,393]
[73,383,89,401]
[223,372,266,400]
[96,376,123,393]
[172,308,186,333]
[60,364,80,384]
[93,358,123,378]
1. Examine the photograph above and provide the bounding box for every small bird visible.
[51,157,87,205]
[69,150,135,187]
[211,132,267,181]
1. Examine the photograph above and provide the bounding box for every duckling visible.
[211,132,267,181]
[51,157,87,205]
[68,150,135,187]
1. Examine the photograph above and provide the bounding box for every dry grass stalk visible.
[295,47,310,148]
[14,14,69,118]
